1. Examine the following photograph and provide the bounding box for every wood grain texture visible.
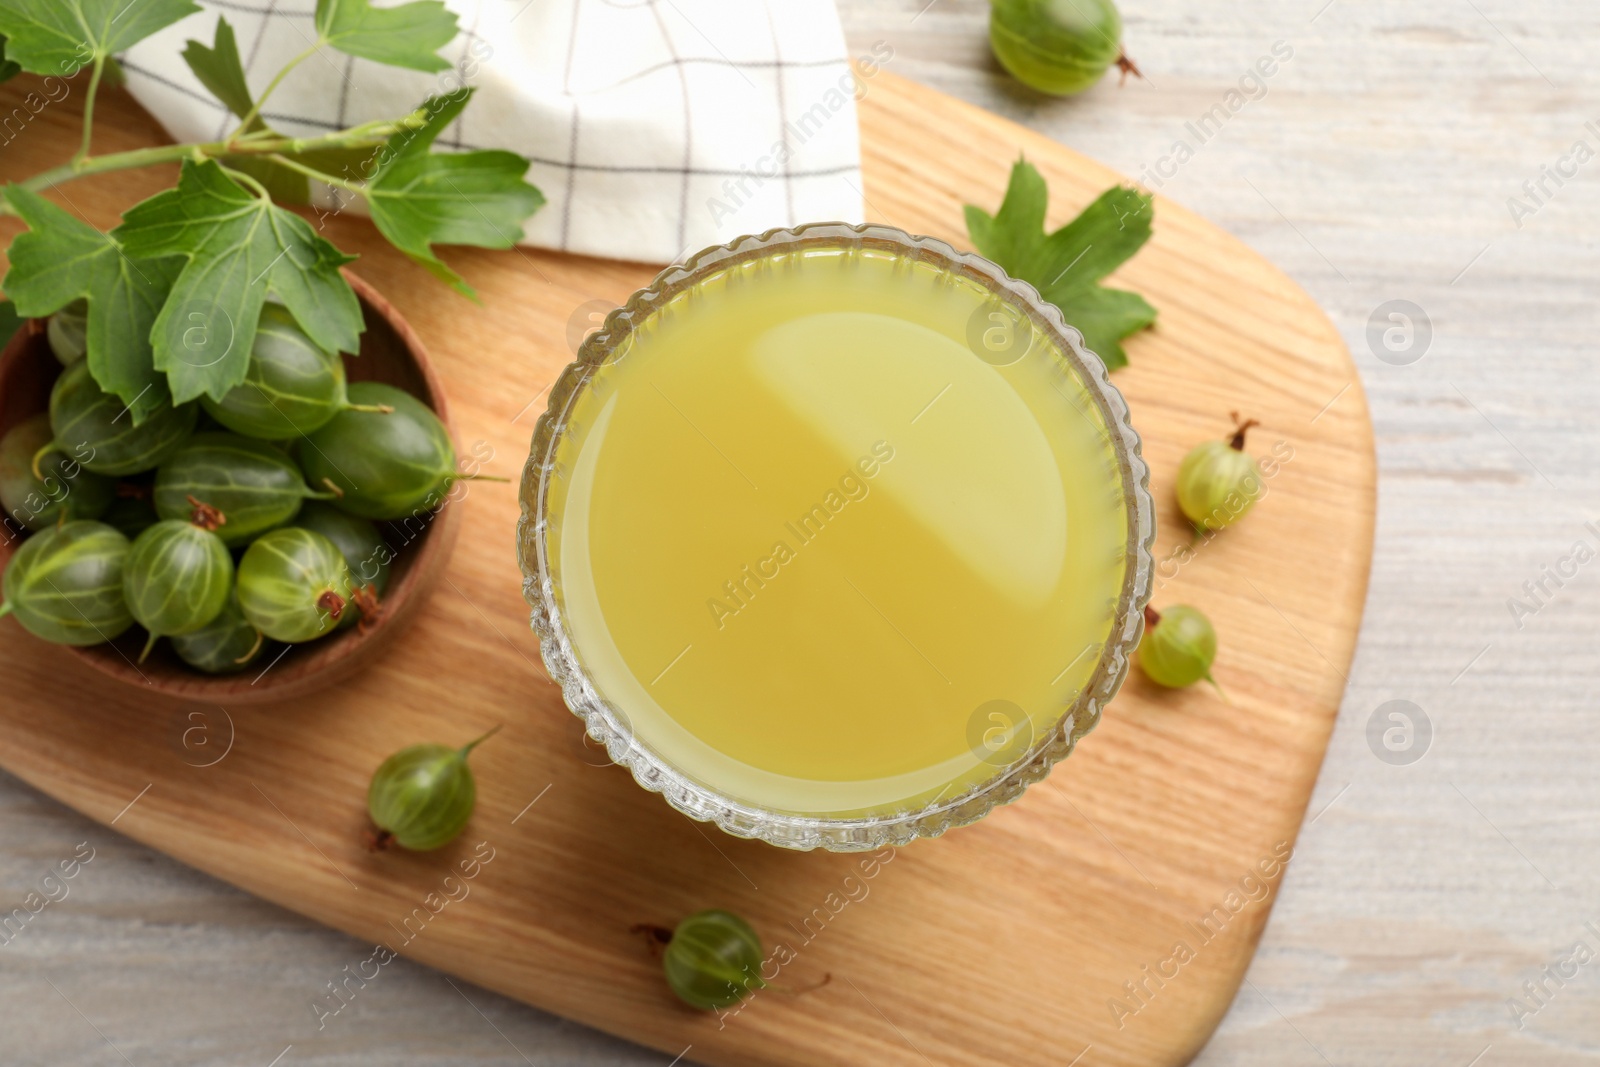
[43,0,1600,1061]
[4,0,1594,1057]
[0,53,1370,1067]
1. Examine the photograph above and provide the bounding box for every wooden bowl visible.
[0,272,462,704]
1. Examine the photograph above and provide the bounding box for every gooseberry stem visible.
[320,477,345,499]
[1143,604,1160,629]
[1228,412,1260,451]
[459,723,503,758]
[631,923,675,951]
[186,495,227,532]
[235,629,265,664]
[457,473,511,484]
[316,590,346,621]
[1116,52,1143,85]
[29,440,56,482]
[345,403,395,415]
[0,600,12,620]
[350,585,383,633]
[767,973,829,997]
[139,631,158,663]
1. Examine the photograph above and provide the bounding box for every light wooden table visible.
[4,1,1597,1064]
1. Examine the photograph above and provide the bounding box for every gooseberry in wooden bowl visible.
[0,272,463,704]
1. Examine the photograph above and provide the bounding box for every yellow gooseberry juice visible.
[544,243,1132,819]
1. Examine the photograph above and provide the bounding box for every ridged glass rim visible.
[516,222,1155,852]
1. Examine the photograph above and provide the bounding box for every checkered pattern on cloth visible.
[121,0,866,264]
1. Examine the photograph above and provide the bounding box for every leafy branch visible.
[5,119,426,202]
[0,0,544,417]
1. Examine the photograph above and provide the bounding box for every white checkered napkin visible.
[120,0,866,265]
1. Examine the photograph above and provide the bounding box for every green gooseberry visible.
[293,501,390,594]
[170,598,265,674]
[0,520,134,646]
[299,383,472,521]
[236,527,351,643]
[989,0,1137,97]
[0,413,114,530]
[366,727,500,851]
[123,518,234,661]
[1139,604,1220,691]
[101,490,160,539]
[1176,414,1264,531]
[47,362,198,477]
[293,500,391,630]
[47,299,88,366]
[661,910,767,1011]
[153,433,334,547]
[200,304,388,440]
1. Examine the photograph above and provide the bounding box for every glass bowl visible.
[517,223,1154,852]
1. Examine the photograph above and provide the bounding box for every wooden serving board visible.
[0,71,1374,1066]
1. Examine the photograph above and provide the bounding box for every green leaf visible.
[0,299,22,347]
[179,17,380,205]
[965,158,1157,370]
[181,17,309,204]
[1049,286,1156,371]
[373,89,469,171]
[0,0,200,75]
[180,15,256,120]
[2,185,181,423]
[365,92,545,298]
[0,34,21,83]
[315,0,457,74]
[113,159,364,404]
